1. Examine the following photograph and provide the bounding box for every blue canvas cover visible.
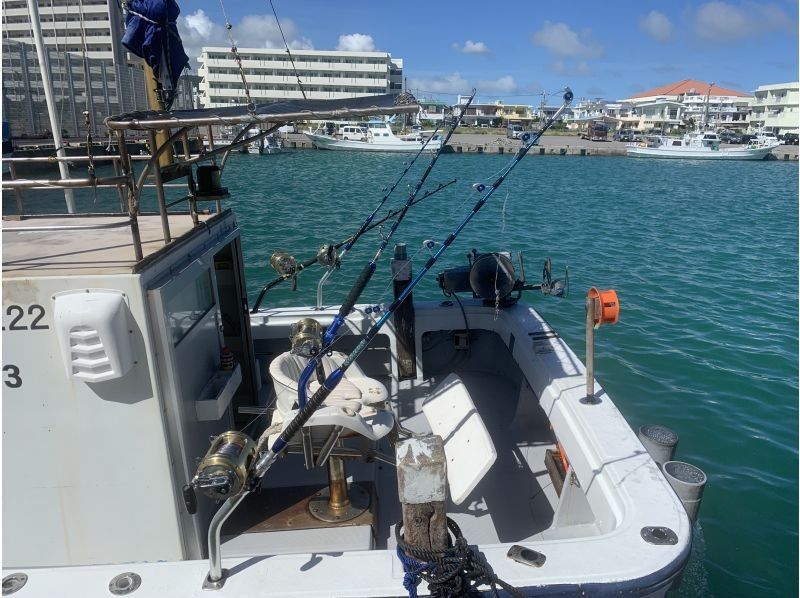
[122,0,189,90]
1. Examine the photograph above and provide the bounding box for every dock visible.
[280,133,800,160]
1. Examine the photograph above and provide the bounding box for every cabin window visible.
[165,269,216,346]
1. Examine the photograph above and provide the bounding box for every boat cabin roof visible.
[2,212,223,278]
[104,94,418,131]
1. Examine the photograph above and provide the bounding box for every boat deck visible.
[2,212,219,278]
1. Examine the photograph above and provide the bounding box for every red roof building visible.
[622,79,751,102]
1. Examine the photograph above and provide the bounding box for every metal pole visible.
[26,0,75,212]
[583,296,598,405]
[204,492,249,590]
[117,130,144,261]
[148,129,171,244]
[7,162,25,214]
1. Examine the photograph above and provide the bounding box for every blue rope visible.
[396,545,431,598]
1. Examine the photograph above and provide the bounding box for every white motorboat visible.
[627,131,779,160]
[305,120,442,152]
[1,90,706,597]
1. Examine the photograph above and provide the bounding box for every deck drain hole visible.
[2,574,28,596]
[109,572,142,595]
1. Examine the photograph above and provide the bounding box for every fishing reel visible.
[186,431,257,509]
[270,251,298,290]
[290,318,324,358]
[316,244,338,269]
[437,250,569,307]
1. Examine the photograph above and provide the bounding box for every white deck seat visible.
[268,351,392,442]
[269,351,388,416]
[422,373,497,504]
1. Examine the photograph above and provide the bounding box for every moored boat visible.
[305,120,442,152]
[627,130,779,160]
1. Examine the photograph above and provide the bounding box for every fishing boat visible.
[1,3,707,596]
[1,87,709,597]
[305,119,442,152]
[626,130,779,160]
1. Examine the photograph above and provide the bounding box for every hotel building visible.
[197,48,403,108]
[749,82,799,135]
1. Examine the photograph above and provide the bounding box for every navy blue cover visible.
[122,0,189,86]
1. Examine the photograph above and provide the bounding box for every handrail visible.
[2,176,129,189]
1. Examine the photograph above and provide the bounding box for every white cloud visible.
[452,40,490,54]
[531,21,602,57]
[640,10,673,43]
[692,2,794,41]
[406,72,469,95]
[336,33,376,52]
[477,75,517,93]
[177,10,313,68]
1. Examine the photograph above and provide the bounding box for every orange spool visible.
[587,288,620,325]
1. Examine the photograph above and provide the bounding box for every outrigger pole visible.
[249,178,458,313]
[294,90,477,410]
[255,87,573,478]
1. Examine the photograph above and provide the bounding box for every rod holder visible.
[663,461,707,523]
[638,424,679,469]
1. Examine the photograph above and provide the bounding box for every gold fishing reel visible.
[192,431,256,500]
[290,318,324,358]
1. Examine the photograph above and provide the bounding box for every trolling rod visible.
[250,121,446,315]
[250,178,458,313]
[254,87,573,479]
[295,90,477,412]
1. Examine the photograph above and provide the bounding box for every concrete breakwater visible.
[281,133,800,160]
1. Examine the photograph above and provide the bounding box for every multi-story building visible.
[619,79,751,132]
[453,95,533,127]
[417,98,447,123]
[749,82,799,135]
[197,48,403,107]
[1,0,149,137]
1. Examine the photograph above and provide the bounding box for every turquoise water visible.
[5,151,798,596]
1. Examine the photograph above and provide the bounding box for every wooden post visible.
[396,436,448,552]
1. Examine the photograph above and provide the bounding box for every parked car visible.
[782,133,798,145]
[581,122,608,141]
[506,123,524,139]
[613,129,634,142]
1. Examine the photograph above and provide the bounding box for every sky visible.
[175,0,799,104]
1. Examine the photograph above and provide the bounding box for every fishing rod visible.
[294,90,477,412]
[254,87,573,479]
[249,178,458,313]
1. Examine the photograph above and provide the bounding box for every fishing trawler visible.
[626,130,779,160]
[1,3,707,597]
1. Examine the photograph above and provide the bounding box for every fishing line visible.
[267,0,307,100]
[294,92,477,410]
[253,88,574,480]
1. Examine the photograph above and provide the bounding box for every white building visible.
[749,82,799,135]
[619,79,751,131]
[197,48,403,108]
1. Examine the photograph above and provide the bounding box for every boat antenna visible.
[250,178,457,312]
[294,91,477,413]
[254,87,574,479]
[703,82,714,130]
[268,0,307,100]
[218,0,256,113]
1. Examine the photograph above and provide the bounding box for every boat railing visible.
[1,127,232,262]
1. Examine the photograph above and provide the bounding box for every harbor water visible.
[5,150,797,596]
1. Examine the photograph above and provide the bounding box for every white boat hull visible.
[305,131,441,153]
[627,143,778,160]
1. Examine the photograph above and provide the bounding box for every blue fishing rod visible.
[250,122,443,314]
[295,90,477,411]
[254,87,573,479]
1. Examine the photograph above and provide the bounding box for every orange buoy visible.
[587,287,620,326]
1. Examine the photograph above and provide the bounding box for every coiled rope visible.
[395,518,523,598]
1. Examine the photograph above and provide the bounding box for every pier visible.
[280,133,799,160]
